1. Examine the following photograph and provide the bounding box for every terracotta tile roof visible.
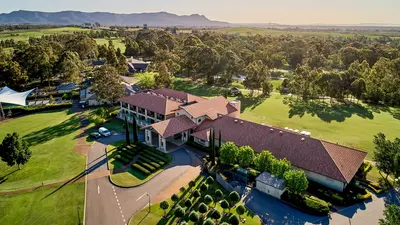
[192,115,367,183]
[152,88,206,103]
[181,96,238,119]
[144,116,197,138]
[119,92,182,115]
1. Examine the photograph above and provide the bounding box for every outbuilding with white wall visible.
[255,172,286,199]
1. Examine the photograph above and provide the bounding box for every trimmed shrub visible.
[281,192,329,216]
[142,150,168,163]
[184,199,192,208]
[131,164,151,176]
[229,214,240,225]
[138,157,161,168]
[171,194,179,203]
[200,183,208,192]
[115,155,131,164]
[189,211,199,222]
[203,218,215,225]
[193,190,201,199]
[5,103,72,118]
[140,154,165,166]
[204,195,213,205]
[137,161,156,172]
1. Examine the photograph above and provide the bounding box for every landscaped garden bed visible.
[107,141,172,187]
[129,175,262,225]
[281,191,330,216]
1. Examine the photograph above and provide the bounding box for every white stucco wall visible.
[256,181,285,199]
[175,109,206,125]
[194,137,209,147]
[303,169,346,192]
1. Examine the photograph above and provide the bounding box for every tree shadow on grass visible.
[238,95,268,113]
[283,98,374,123]
[0,169,19,184]
[23,115,82,146]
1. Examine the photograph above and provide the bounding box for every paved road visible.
[85,135,194,225]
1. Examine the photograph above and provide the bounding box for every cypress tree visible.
[125,116,130,145]
[133,116,139,143]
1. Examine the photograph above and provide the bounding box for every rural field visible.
[209,27,400,38]
[95,37,126,52]
[0,27,90,41]
[0,109,86,192]
[173,78,400,160]
[0,182,84,225]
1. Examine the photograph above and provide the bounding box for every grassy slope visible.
[0,182,84,225]
[0,110,85,191]
[95,38,126,52]
[209,27,400,38]
[0,27,90,41]
[129,176,261,225]
[173,78,400,160]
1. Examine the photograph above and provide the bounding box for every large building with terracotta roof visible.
[118,88,367,192]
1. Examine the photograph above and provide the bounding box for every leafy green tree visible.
[193,190,201,199]
[92,65,124,103]
[244,60,268,95]
[271,158,292,178]
[56,51,84,83]
[171,194,179,205]
[379,204,400,225]
[106,40,119,67]
[220,200,229,214]
[238,146,255,167]
[124,39,140,57]
[184,199,192,208]
[116,48,128,74]
[228,191,240,207]
[203,218,215,225]
[154,62,173,88]
[220,142,239,165]
[124,116,130,145]
[66,34,98,60]
[173,206,185,222]
[254,150,275,172]
[137,73,155,89]
[0,59,28,89]
[261,79,273,96]
[189,211,199,223]
[236,205,245,221]
[283,170,309,195]
[159,201,169,217]
[0,132,32,169]
[229,214,240,225]
[211,209,222,223]
[98,44,108,59]
[204,195,213,206]
[373,133,400,179]
[198,202,208,218]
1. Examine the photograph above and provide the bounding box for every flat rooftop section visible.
[256,172,285,190]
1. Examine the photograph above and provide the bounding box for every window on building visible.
[198,118,202,123]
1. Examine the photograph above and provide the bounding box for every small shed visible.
[255,172,285,199]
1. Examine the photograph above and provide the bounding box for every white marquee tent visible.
[0,86,35,118]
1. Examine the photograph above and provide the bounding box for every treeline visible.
[0,24,79,32]
[0,33,127,91]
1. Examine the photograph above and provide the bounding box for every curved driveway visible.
[85,135,194,225]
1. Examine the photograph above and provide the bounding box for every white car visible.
[98,127,111,137]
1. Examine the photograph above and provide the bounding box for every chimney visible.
[279,131,283,135]
[240,121,244,124]
[228,100,241,118]
[234,119,238,123]
[270,128,274,133]
[301,138,305,142]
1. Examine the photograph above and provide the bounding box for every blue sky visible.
[0,0,398,24]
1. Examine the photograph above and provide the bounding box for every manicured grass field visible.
[129,175,261,225]
[208,27,400,39]
[0,182,84,225]
[95,38,126,52]
[173,78,400,159]
[107,141,171,187]
[0,110,86,191]
[0,27,91,41]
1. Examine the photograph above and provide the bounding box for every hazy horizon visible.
[0,0,398,25]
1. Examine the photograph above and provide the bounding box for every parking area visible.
[243,189,323,225]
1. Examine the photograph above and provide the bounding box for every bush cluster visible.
[4,103,72,117]
[281,192,330,216]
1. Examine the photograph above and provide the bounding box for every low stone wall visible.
[216,173,235,192]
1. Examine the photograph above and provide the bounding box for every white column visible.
[145,129,152,146]
[162,138,167,152]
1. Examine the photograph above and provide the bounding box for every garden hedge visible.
[142,149,168,162]
[140,154,165,166]
[4,103,72,117]
[116,155,131,164]
[281,192,330,216]
[138,156,161,168]
[137,161,156,172]
[132,164,151,176]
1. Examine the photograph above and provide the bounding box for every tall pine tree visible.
[132,116,139,144]
[125,116,130,145]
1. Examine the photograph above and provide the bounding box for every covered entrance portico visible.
[143,116,196,152]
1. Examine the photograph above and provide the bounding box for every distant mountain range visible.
[0,10,230,27]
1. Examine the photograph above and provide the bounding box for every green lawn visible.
[107,141,171,187]
[0,110,86,192]
[129,175,262,225]
[0,182,84,225]
[95,38,126,52]
[173,78,400,160]
[0,27,91,41]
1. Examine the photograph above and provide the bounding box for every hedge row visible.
[138,156,161,169]
[116,155,131,164]
[142,149,168,163]
[132,164,151,176]
[359,180,386,194]
[4,103,72,117]
[141,154,165,166]
[137,160,156,172]
[281,192,330,216]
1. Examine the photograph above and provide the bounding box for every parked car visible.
[98,127,111,137]
[90,132,102,139]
